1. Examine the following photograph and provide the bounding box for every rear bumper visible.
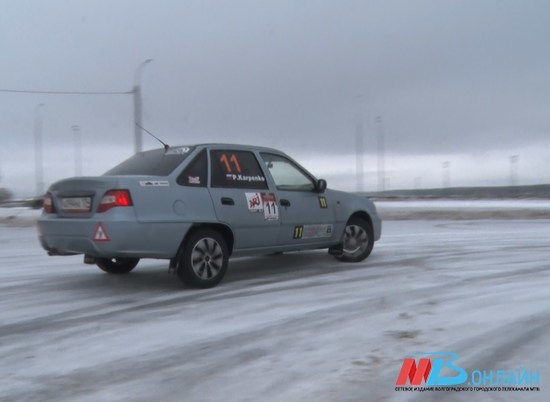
[37,214,191,259]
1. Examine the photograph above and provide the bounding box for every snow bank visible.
[2,198,550,227]
[375,199,550,220]
[0,207,41,227]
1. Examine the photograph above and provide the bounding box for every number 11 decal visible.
[261,193,278,221]
[220,153,242,173]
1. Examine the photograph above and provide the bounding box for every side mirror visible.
[315,179,327,193]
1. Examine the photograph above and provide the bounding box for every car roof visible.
[162,143,288,155]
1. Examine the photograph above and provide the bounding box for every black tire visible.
[96,257,139,274]
[335,217,374,262]
[177,228,229,288]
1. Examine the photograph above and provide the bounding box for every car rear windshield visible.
[104,147,195,176]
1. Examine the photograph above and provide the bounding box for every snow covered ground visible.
[1,218,549,401]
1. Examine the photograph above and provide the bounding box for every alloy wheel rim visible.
[342,224,368,257]
[191,237,223,279]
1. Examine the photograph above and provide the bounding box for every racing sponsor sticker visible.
[293,224,333,239]
[244,192,279,220]
[166,146,190,155]
[226,174,266,183]
[245,192,263,212]
[139,180,170,187]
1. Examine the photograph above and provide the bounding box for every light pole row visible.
[34,116,84,197]
[355,112,386,193]
[32,58,153,196]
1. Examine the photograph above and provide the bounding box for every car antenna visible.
[135,123,170,151]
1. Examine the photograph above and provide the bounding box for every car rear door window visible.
[177,149,207,187]
[210,150,268,189]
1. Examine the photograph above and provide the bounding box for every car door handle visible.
[221,197,235,206]
[280,199,291,207]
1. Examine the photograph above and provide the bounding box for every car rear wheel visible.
[96,257,139,274]
[177,228,229,288]
[335,217,374,262]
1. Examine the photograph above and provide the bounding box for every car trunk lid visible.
[47,177,120,218]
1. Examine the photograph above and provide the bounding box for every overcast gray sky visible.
[1,0,550,196]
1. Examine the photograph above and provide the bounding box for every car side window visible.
[177,149,207,187]
[260,153,315,191]
[210,150,268,189]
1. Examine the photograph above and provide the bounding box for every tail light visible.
[43,193,55,214]
[97,190,133,213]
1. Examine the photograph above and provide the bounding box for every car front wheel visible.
[177,228,229,288]
[96,257,140,274]
[335,217,374,262]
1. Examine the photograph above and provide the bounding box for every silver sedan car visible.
[38,144,381,288]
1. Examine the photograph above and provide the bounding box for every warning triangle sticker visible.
[93,223,110,242]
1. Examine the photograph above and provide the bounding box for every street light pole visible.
[34,103,45,196]
[509,155,519,186]
[72,125,82,176]
[133,58,153,154]
[442,161,451,188]
[355,111,364,192]
[375,116,386,192]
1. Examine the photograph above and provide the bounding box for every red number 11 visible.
[220,153,242,173]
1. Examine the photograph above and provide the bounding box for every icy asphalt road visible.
[1,220,549,402]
